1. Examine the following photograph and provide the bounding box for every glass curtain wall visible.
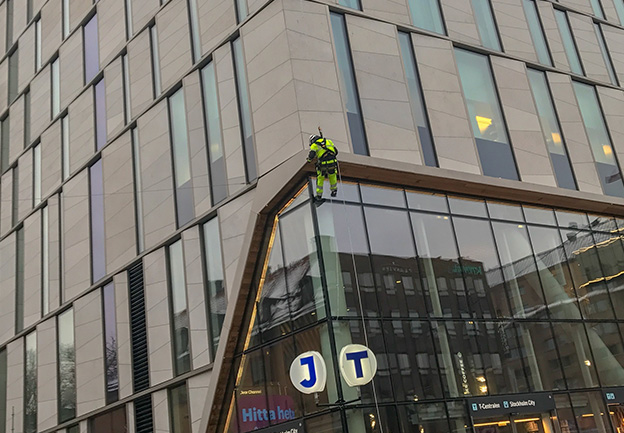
[218,179,624,433]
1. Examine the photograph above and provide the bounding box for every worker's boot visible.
[331,190,337,197]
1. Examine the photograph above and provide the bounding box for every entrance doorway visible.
[473,413,556,433]
[609,404,624,433]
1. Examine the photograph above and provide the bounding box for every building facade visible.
[2,0,624,432]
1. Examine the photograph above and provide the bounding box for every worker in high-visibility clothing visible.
[307,134,338,200]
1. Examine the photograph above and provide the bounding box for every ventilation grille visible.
[134,394,154,433]
[128,261,150,392]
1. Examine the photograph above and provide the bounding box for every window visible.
[52,58,61,117]
[58,308,76,423]
[62,0,70,38]
[169,383,191,433]
[24,90,31,146]
[236,0,247,22]
[527,69,576,190]
[573,81,624,197]
[455,49,518,180]
[202,218,226,357]
[188,0,201,62]
[102,283,119,404]
[150,25,162,97]
[407,0,444,34]
[168,240,191,375]
[201,62,227,204]
[168,89,195,227]
[131,128,144,252]
[523,0,552,66]
[33,143,41,204]
[90,406,126,433]
[125,0,133,39]
[330,13,368,156]
[24,331,37,433]
[398,31,437,167]
[84,14,99,83]
[471,0,501,51]
[594,23,618,86]
[232,37,258,181]
[90,160,106,282]
[35,18,42,71]
[94,80,106,150]
[42,205,49,315]
[12,167,18,226]
[615,0,624,25]
[61,115,69,179]
[338,0,361,9]
[555,9,583,75]
[16,227,24,333]
[6,0,13,49]
[8,49,19,104]
[590,0,605,18]
[122,54,131,123]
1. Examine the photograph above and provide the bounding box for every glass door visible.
[609,404,624,433]
[512,413,556,433]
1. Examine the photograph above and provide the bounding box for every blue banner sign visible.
[469,393,555,417]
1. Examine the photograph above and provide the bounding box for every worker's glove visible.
[306,158,312,163]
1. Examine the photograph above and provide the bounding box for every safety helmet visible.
[309,134,321,146]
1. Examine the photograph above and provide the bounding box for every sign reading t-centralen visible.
[468,393,555,417]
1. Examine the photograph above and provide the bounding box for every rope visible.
[329,161,385,433]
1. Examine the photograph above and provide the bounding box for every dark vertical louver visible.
[128,261,150,392]
[133,394,154,433]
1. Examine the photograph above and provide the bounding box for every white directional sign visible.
[289,351,327,394]
[338,344,377,387]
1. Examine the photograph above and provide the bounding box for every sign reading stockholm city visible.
[289,345,377,394]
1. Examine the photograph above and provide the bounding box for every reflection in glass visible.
[95,80,107,150]
[398,31,437,167]
[407,0,445,34]
[585,322,624,386]
[616,0,624,25]
[169,89,195,226]
[555,10,584,75]
[523,0,552,66]
[169,240,191,375]
[150,26,162,97]
[551,322,599,389]
[102,283,119,404]
[487,201,523,222]
[557,209,590,230]
[52,59,61,117]
[34,143,41,204]
[90,406,127,433]
[590,0,605,19]
[570,391,612,433]
[338,0,360,9]
[201,62,228,204]
[262,337,303,424]
[516,322,565,391]
[471,0,502,51]
[90,160,106,283]
[347,406,400,433]
[8,50,18,104]
[24,331,37,433]
[594,23,618,86]
[169,383,191,433]
[236,0,248,22]
[203,218,227,357]
[527,69,576,190]
[16,228,24,333]
[330,13,368,156]
[591,231,624,319]
[232,38,258,182]
[360,185,405,208]
[58,308,76,423]
[407,191,448,213]
[84,14,99,83]
[455,49,517,180]
[131,128,144,252]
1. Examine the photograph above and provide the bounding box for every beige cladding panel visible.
[144,248,174,386]
[12,0,28,38]
[491,0,537,62]
[153,389,170,433]
[105,56,125,140]
[68,89,95,174]
[346,14,421,165]
[62,169,91,301]
[361,0,410,25]
[546,71,602,194]
[242,0,301,176]
[537,1,570,72]
[102,131,136,273]
[188,371,212,433]
[214,43,245,195]
[0,233,16,343]
[602,25,624,85]
[6,339,24,433]
[18,149,34,221]
[156,0,192,91]
[99,0,127,66]
[248,0,271,16]
[559,0,594,15]
[30,65,51,141]
[137,100,176,250]
[41,119,62,199]
[0,170,13,237]
[600,0,621,23]
[182,226,211,369]
[283,0,349,152]
[75,289,106,416]
[197,0,237,55]
[439,0,481,45]
[37,317,58,431]
[113,272,133,399]
[69,0,92,32]
[18,24,36,94]
[568,13,610,84]
[128,29,154,117]
[183,71,212,216]
[23,211,42,330]
[411,33,481,175]
[59,30,85,110]
[41,0,62,65]
[131,0,161,32]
